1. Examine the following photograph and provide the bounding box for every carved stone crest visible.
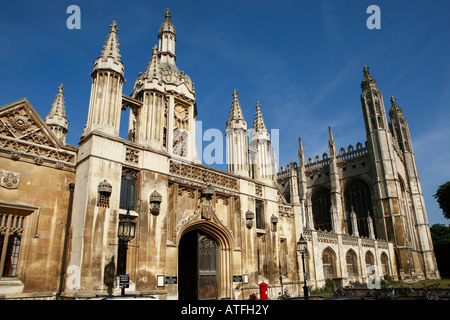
[200,203,214,220]
[1,171,20,189]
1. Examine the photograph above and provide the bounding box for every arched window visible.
[346,250,358,281]
[365,251,375,277]
[322,248,336,279]
[380,253,390,276]
[345,179,375,237]
[311,187,332,231]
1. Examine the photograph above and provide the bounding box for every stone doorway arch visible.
[176,210,234,300]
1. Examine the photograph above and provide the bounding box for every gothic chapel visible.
[0,9,439,299]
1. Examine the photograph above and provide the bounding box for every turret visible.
[249,102,273,182]
[328,127,342,234]
[389,96,412,153]
[85,21,125,137]
[45,83,69,143]
[226,89,249,176]
[130,9,197,161]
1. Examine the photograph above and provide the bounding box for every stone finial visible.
[110,20,119,32]
[165,8,171,20]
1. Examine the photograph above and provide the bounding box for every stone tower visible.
[388,96,437,278]
[68,21,127,292]
[226,89,249,176]
[360,66,433,277]
[131,8,197,162]
[45,83,69,144]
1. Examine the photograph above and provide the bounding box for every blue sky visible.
[0,0,449,226]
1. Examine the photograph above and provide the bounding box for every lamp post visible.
[117,209,136,295]
[297,234,309,299]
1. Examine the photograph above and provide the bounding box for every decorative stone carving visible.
[245,210,254,229]
[97,179,112,208]
[10,151,20,160]
[98,179,112,195]
[169,160,238,191]
[0,103,76,165]
[125,147,139,165]
[271,214,279,231]
[34,156,43,165]
[200,203,214,220]
[149,190,162,216]
[1,171,20,189]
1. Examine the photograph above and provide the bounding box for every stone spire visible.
[226,89,246,129]
[253,102,267,132]
[86,21,125,137]
[389,96,403,115]
[328,126,336,158]
[143,45,162,80]
[45,83,69,143]
[93,21,124,76]
[298,137,305,166]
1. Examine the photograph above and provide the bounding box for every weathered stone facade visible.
[0,9,439,300]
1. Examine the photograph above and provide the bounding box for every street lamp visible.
[297,234,309,299]
[117,209,136,295]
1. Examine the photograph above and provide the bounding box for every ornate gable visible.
[0,98,76,166]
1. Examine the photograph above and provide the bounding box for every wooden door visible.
[197,234,218,300]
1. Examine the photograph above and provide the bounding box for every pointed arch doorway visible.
[178,230,218,300]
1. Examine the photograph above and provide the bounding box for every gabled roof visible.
[0,98,77,165]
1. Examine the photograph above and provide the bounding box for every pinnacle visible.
[143,45,161,79]
[49,83,67,118]
[328,126,336,157]
[226,89,246,128]
[45,83,69,130]
[361,65,377,89]
[100,20,122,62]
[253,102,267,132]
[389,96,403,115]
[159,8,176,34]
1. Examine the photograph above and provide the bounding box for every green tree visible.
[433,181,450,220]
[430,224,450,277]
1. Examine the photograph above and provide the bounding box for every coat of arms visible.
[1,171,20,189]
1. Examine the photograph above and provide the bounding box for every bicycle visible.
[397,285,419,299]
[371,282,398,300]
[333,286,355,297]
[278,288,291,300]
[422,283,440,300]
